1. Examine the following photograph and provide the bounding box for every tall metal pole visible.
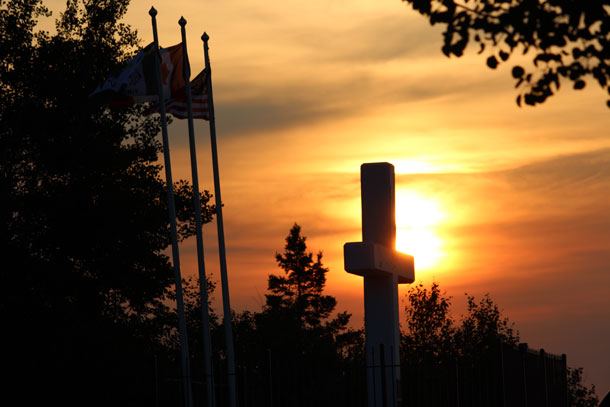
[179,17,216,407]
[202,32,237,407]
[149,7,193,407]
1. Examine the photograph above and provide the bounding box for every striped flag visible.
[144,68,210,120]
[90,43,185,105]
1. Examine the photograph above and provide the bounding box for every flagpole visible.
[179,17,216,407]
[149,8,193,407]
[201,32,237,407]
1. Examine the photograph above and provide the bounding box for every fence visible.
[153,343,567,407]
[400,343,568,407]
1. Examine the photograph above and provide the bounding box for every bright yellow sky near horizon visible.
[39,0,610,394]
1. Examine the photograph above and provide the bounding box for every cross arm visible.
[344,242,415,284]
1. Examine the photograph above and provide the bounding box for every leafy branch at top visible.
[404,0,610,107]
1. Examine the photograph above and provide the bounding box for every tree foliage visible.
[403,0,610,107]
[401,283,521,361]
[402,282,598,405]
[401,282,520,363]
[456,293,519,356]
[567,367,600,407]
[165,276,218,357]
[219,224,360,406]
[260,224,354,355]
[402,282,456,362]
[1,1,213,404]
[267,223,343,329]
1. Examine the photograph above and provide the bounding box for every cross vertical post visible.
[344,162,415,407]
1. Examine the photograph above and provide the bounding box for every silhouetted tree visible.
[266,223,341,328]
[259,224,352,355]
[402,282,456,363]
[402,0,610,107]
[402,282,598,406]
[0,1,213,405]
[567,367,599,407]
[455,293,519,357]
[225,224,358,406]
[170,276,219,360]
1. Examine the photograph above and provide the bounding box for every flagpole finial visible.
[179,16,187,26]
[201,32,209,42]
[149,6,157,17]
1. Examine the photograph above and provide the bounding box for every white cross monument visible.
[344,162,415,407]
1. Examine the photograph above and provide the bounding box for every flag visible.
[90,43,185,104]
[143,69,210,120]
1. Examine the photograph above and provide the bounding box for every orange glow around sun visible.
[395,190,445,271]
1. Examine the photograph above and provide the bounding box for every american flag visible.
[144,68,210,120]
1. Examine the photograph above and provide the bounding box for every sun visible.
[395,190,445,270]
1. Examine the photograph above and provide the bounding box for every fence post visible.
[241,364,247,407]
[153,354,160,407]
[561,354,568,407]
[380,344,387,407]
[267,349,273,407]
[454,358,460,407]
[371,347,377,407]
[541,349,549,407]
[499,343,506,407]
[361,357,367,407]
[390,345,399,407]
[519,343,529,407]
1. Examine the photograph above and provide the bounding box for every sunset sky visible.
[44,0,610,395]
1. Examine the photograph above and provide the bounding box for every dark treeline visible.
[0,1,599,407]
[1,1,211,405]
[159,224,598,407]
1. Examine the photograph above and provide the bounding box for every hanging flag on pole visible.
[146,10,195,407]
[90,43,186,105]
[90,9,199,407]
[143,69,210,119]
[178,16,216,407]
[202,31,238,407]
